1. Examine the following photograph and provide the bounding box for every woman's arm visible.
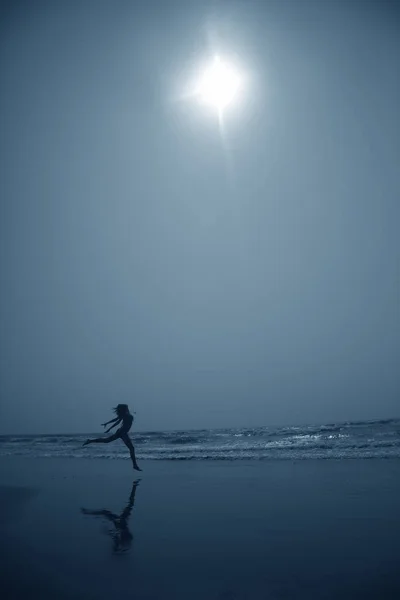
[105,418,122,433]
[101,417,120,427]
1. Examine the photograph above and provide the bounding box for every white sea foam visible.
[1,419,399,460]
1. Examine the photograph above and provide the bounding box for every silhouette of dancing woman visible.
[83,404,141,471]
[81,479,140,554]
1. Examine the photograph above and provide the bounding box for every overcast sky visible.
[1,0,399,434]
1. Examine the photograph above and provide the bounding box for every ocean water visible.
[1,418,399,461]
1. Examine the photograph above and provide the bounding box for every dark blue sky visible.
[1,0,399,433]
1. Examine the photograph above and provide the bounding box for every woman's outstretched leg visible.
[83,433,118,447]
[121,433,142,471]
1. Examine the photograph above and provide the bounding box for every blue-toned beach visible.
[2,0,399,596]
[1,420,400,599]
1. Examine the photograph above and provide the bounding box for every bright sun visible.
[196,56,241,113]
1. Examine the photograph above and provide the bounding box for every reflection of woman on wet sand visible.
[81,479,140,554]
[83,404,141,471]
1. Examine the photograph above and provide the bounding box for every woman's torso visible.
[119,413,133,432]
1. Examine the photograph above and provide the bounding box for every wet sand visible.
[1,457,400,599]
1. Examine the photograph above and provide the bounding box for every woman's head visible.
[114,404,129,417]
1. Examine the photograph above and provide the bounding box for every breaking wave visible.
[1,419,399,461]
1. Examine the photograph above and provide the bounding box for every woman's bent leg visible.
[121,433,142,471]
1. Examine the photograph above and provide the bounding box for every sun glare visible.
[196,56,241,113]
